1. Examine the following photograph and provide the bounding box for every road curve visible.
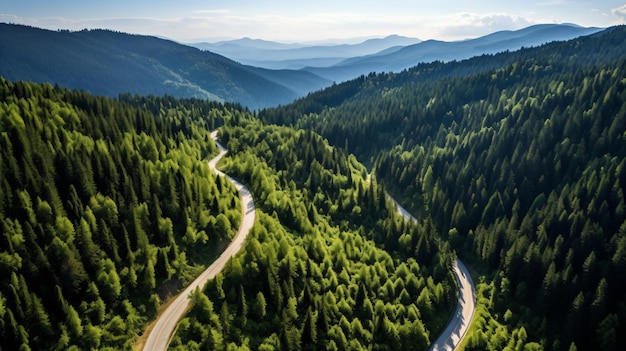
[389,197,475,351]
[427,259,475,351]
[142,130,256,351]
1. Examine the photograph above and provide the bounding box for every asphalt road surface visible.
[427,259,475,351]
[390,197,476,351]
[142,131,256,351]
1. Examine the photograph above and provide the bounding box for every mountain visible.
[192,37,305,52]
[3,21,626,351]
[0,78,453,350]
[303,23,604,82]
[192,35,422,70]
[0,23,330,109]
[259,25,626,350]
[0,83,245,349]
[0,23,600,109]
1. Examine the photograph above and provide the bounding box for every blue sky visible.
[2,0,626,42]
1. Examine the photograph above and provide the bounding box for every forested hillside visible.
[0,23,330,109]
[0,79,250,349]
[259,26,626,350]
[3,22,626,351]
[169,120,458,350]
[0,78,461,350]
[302,24,601,83]
[261,26,626,163]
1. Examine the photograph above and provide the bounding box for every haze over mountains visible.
[1,13,625,350]
[193,23,601,81]
[257,26,626,350]
[301,24,603,81]
[0,22,603,108]
[192,35,423,70]
[0,23,330,109]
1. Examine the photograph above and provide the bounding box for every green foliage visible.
[257,26,626,350]
[0,23,331,109]
[0,79,245,349]
[5,24,626,351]
[462,278,541,351]
[172,121,456,350]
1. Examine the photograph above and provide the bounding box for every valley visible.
[141,131,256,350]
[393,199,476,351]
[0,23,601,109]
[259,25,626,350]
[0,20,625,351]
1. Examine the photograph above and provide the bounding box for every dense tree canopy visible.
[0,80,245,349]
[258,26,626,350]
[0,23,329,109]
[3,23,626,351]
[0,79,456,351]
[170,120,456,350]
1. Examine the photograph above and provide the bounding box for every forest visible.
[259,26,626,350]
[1,23,626,351]
[0,79,459,350]
[0,80,251,349]
[168,120,457,350]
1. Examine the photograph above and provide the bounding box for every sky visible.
[2,0,626,43]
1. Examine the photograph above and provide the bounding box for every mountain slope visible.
[192,35,421,69]
[261,25,626,131]
[0,78,456,350]
[0,82,247,349]
[168,120,456,351]
[259,25,626,350]
[0,24,330,109]
[304,24,603,82]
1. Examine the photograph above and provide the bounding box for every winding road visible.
[390,198,476,351]
[141,132,471,350]
[142,131,256,351]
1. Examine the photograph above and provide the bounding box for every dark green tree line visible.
[0,79,243,349]
[256,26,626,350]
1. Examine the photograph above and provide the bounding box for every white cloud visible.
[612,4,626,23]
[0,13,76,30]
[0,13,217,41]
[0,9,542,42]
[436,13,537,40]
[0,3,617,43]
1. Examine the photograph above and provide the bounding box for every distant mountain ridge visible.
[0,23,330,109]
[257,24,626,350]
[0,23,605,108]
[192,35,422,70]
[303,24,603,82]
[191,24,603,83]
